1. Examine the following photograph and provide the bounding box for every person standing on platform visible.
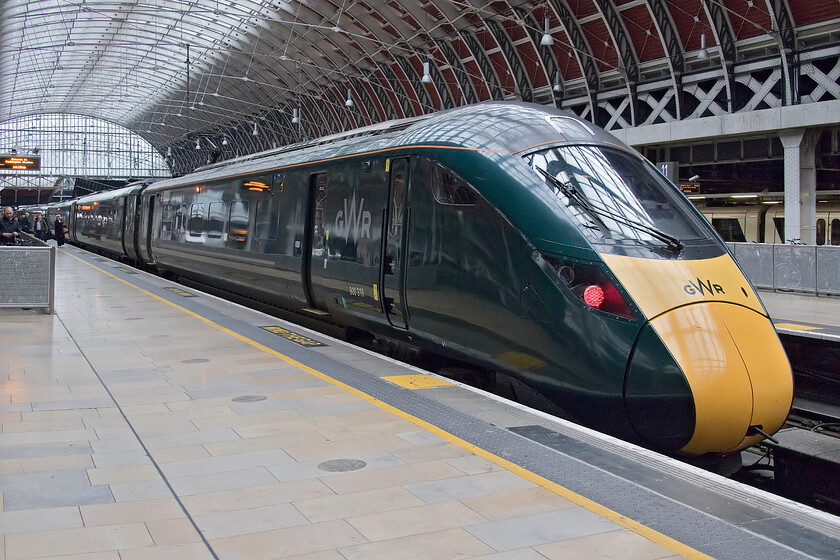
[54,216,66,247]
[33,214,47,240]
[0,206,21,245]
[19,212,32,233]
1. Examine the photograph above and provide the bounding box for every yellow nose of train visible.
[602,253,794,456]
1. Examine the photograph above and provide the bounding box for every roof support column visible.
[779,128,820,245]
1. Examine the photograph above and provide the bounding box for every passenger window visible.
[816,219,826,246]
[711,218,746,242]
[255,198,278,240]
[431,164,477,206]
[207,202,225,238]
[773,217,785,243]
[188,203,205,236]
[832,219,840,246]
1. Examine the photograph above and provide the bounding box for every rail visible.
[728,243,840,296]
[0,233,55,313]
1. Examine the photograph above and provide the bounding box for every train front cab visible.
[603,253,793,456]
[526,144,794,458]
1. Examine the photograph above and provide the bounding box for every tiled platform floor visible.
[0,247,687,559]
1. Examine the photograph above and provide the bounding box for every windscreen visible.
[526,145,714,248]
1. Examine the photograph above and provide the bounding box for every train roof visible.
[73,183,145,205]
[144,102,633,193]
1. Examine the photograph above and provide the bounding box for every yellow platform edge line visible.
[67,250,715,560]
[774,322,820,331]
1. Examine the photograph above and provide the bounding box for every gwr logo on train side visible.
[683,278,725,296]
[334,192,371,241]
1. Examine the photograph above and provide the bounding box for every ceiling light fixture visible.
[252,121,259,136]
[345,88,353,107]
[291,108,300,124]
[553,72,563,93]
[540,16,554,46]
[195,138,201,150]
[422,61,433,83]
[698,33,709,59]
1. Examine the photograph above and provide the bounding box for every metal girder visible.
[325,87,353,132]
[485,19,532,102]
[648,0,685,119]
[395,55,433,113]
[548,0,599,118]
[350,76,378,125]
[766,0,797,105]
[423,49,456,110]
[459,29,504,101]
[594,0,638,125]
[435,39,479,107]
[365,69,399,121]
[703,0,737,112]
[512,5,559,107]
[379,63,414,119]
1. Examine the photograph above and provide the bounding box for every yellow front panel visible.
[714,303,793,442]
[649,305,752,454]
[600,253,764,320]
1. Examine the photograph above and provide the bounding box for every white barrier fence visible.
[728,243,840,296]
[0,237,55,313]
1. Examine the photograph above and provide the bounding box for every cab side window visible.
[431,164,477,206]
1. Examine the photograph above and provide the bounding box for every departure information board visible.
[0,154,41,171]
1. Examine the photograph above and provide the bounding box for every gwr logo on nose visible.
[683,278,725,296]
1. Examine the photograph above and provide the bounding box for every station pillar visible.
[779,128,820,245]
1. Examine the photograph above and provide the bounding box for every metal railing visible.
[728,243,840,296]
[0,233,55,313]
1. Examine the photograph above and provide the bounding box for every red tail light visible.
[583,285,605,308]
[544,256,636,319]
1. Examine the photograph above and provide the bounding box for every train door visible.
[145,194,156,263]
[123,194,138,259]
[380,158,409,329]
[302,173,328,312]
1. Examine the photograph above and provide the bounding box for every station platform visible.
[3,246,840,560]
[760,290,840,341]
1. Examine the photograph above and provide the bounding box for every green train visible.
[57,102,793,463]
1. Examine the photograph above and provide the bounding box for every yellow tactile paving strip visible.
[382,374,456,390]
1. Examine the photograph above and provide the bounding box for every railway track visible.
[730,334,840,515]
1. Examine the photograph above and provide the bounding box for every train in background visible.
[43,102,793,470]
[697,202,840,244]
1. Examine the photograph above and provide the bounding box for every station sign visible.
[0,154,41,171]
[680,183,700,193]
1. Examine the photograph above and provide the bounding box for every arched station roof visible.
[2,0,839,175]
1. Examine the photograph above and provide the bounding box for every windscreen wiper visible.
[535,166,607,230]
[536,167,684,252]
